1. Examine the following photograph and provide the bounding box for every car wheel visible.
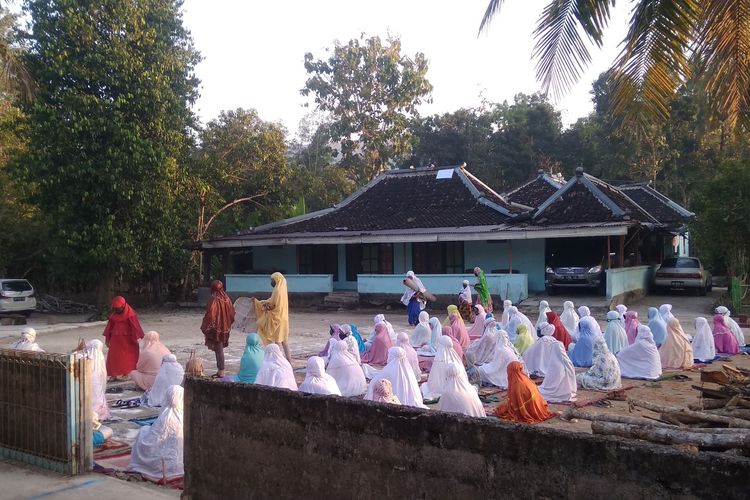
[21,310,33,317]
[546,286,556,296]
[699,286,707,296]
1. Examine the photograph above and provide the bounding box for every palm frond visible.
[696,0,750,131]
[532,0,614,100]
[609,0,700,131]
[0,10,34,101]
[478,0,507,35]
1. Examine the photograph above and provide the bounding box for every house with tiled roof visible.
[198,165,693,303]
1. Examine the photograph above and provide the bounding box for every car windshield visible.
[661,258,700,269]
[1,280,32,292]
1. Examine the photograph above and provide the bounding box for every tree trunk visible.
[704,409,750,420]
[564,409,674,428]
[591,422,750,449]
[630,399,750,429]
[96,272,115,319]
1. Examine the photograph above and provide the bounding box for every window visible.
[346,244,393,281]
[1,280,32,292]
[298,245,338,281]
[661,257,700,269]
[412,242,464,274]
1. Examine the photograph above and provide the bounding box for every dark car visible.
[545,259,606,294]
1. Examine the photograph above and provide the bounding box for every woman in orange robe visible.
[494,361,555,424]
[201,280,236,378]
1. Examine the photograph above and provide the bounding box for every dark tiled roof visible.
[505,173,563,208]
[618,184,693,224]
[249,167,517,236]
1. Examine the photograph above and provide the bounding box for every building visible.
[197,165,693,304]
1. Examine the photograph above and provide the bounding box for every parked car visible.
[545,258,606,294]
[652,257,712,295]
[0,279,37,316]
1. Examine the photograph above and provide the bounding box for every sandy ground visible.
[1,288,747,495]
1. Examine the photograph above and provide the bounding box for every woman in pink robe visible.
[713,314,740,354]
[129,331,172,390]
[449,313,470,352]
[361,323,393,365]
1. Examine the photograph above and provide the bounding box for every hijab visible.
[319,324,342,358]
[513,324,535,355]
[465,319,499,366]
[473,267,491,307]
[659,318,694,369]
[545,311,572,350]
[494,361,555,424]
[254,272,289,344]
[647,307,668,346]
[536,300,551,329]
[365,347,426,408]
[466,304,486,338]
[659,304,675,323]
[148,354,185,407]
[84,339,110,421]
[569,316,595,367]
[522,324,559,376]
[506,306,534,342]
[449,313,471,351]
[501,300,513,328]
[361,323,394,365]
[200,281,235,340]
[237,333,264,383]
[603,311,628,355]
[712,314,740,355]
[11,327,43,352]
[560,301,579,338]
[615,304,627,325]
[692,317,716,362]
[132,331,171,390]
[397,332,422,379]
[417,317,442,357]
[327,340,367,396]
[341,323,366,354]
[255,344,298,390]
[478,330,523,389]
[617,325,662,380]
[371,378,400,405]
[437,363,486,418]
[577,336,622,391]
[624,311,640,345]
[299,356,341,396]
[411,311,432,347]
[538,340,577,403]
[421,335,465,400]
[459,280,472,303]
[716,306,746,347]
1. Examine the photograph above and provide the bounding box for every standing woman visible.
[457,280,474,323]
[473,267,493,313]
[201,280,236,378]
[401,271,426,326]
[253,272,291,361]
[103,296,145,380]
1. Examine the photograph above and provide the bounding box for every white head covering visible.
[505,306,535,342]
[437,363,486,418]
[501,300,513,327]
[327,340,367,396]
[603,310,629,355]
[255,344,298,390]
[299,356,341,396]
[578,305,590,317]
[577,336,622,391]
[397,332,422,379]
[11,327,44,352]
[659,304,675,323]
[416,317,442,356]
[411,311,432,347]
[148,354,185,407]
[465,320,499,366]
[715,306,746,347]
[85,339,110,421]
[536,300,552,329]
[365,347,426,408]
[522,332,559,376]
[370,313,396,343]
[692,317,716,363]
[459,280,472,303]
[576,307,602,337]
[615,304,627,324]
[128,385,184,480]
[616,325,662,380]
[421,336,465,399]
[560,301,579,338]
[401,271,426,306]
[478,330,524,389]
[538,340,577,403]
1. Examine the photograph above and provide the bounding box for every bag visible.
[186,349,205,377]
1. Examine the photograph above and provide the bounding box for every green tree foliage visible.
[302,35,432,184]
[18,0,200,299]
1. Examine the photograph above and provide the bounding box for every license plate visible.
[13,297,25,302]
[671,281,684,288]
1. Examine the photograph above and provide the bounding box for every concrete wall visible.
[225,274,333,293]
[357,273,528,303]
[606,265,656,302]
[465,239,545,292]
[183,379,750,500]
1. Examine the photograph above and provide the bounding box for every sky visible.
[183,1,632,136]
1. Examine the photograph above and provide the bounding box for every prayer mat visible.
[129,415,158,427]
[94,452,132,472]
[418,356,434,372]
[93,440,130,460]
[146,476,184,490]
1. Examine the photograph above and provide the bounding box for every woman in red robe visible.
[546,311,573,350]
[103,296,145,379]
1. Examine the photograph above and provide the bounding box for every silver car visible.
[653,257,712,295]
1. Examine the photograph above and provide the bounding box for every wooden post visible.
[508,240,513,273]
[607,236,611,270]
[202,251,212,284]
[618,235,625,268]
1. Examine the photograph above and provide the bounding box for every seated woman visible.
[617,325,662,380]
[477,330,523,389]
[236,333,264,384]
[660,318,694,369]
[577,336,622,391]
[437,363,486,418]
[494,361,555,424]
[336,325,361,364]
[624,311,641,345]
[465,318,499,366]
[449,312,471,352]
[538,340,577,403]
[545,311,572,350]
[368,314,396,347]
[370,378,401,405]
[577,306,602,337]
[396,332,422,380]
[129,331,171,391]
[536,300,551,331]
[505,307,535,342]
[522,322,559,376]
[716,306,746,347]
[327,340,367,397]
[365,347,426,409]
[340,323,366,354]
[466,304,486,340]
[560,301,579,339]
[299,356,341,396]
[603,311,628,355]
[10,327,44,352]
[319,324,342,359]
[713,314,740,355]
[513,324,535,355]
[648,307,668,347]
[421,335,466,400]
[416,317,442,357]
[410,311,432,347]
[146,354,185,407]
[361,323,393,365]
[129,385,184,482]
[692,317,716,363]
[569,317,596,368]
[255,344,298,390]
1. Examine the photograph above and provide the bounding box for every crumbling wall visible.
[183,378,750,499]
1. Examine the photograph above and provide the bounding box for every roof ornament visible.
[575,166,584,178]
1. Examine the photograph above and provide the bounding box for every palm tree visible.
[479,0,750,132]
[0,6,33,100]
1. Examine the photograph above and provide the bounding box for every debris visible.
[36,294,96,314]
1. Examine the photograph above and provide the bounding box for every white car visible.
[653,257,712,295]
[0,279,37,316]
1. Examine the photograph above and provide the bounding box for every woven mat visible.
[129,415,158,427]
[93,439,130,460]
[94,452,131,471]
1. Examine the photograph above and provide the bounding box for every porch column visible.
[508,240,513,273]
[618,236,625,268]
[201,251,212,285]
[607,237,611,269]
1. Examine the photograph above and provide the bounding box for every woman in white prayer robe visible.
[327,340,367,396]
[692,317,716,363]
[420,336,465,400]
[11,327,44,352]
[538,340,577,403]
[522,323,559,376]
[365,347,426,409]
[255,344,298,390]
[560,301,579,339]
[146,354,185,407]
[478,330,524,389]
[465,317,499,366]
[410,311,432,347]
[616,325,662,380]
[299,356,341,396]
[437,363,486,417]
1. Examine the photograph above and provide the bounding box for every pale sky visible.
[183,0,631,135]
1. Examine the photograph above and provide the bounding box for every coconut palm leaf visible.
[478,0,507,34]
[697,0,750,130]
[532,0,614,100]
[609,0,699,130]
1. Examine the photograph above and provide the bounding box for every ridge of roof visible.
[459,168,517,217]
[504,169,563,198]
[619,183,695,218]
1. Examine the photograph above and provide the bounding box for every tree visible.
[302,35,432,184]
[19,0,200,305]
[479,1,750,132]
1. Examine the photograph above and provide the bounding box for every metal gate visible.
[0,349,92,474]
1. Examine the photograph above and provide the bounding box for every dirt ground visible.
[1,288,747,480]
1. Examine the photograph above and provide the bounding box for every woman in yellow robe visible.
[253,272,291,361]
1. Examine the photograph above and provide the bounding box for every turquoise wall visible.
[358,273,528,303]
[253,246,297,274]
[464,239,545,292]
[226,274,333,293]
[606,265,656,300]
